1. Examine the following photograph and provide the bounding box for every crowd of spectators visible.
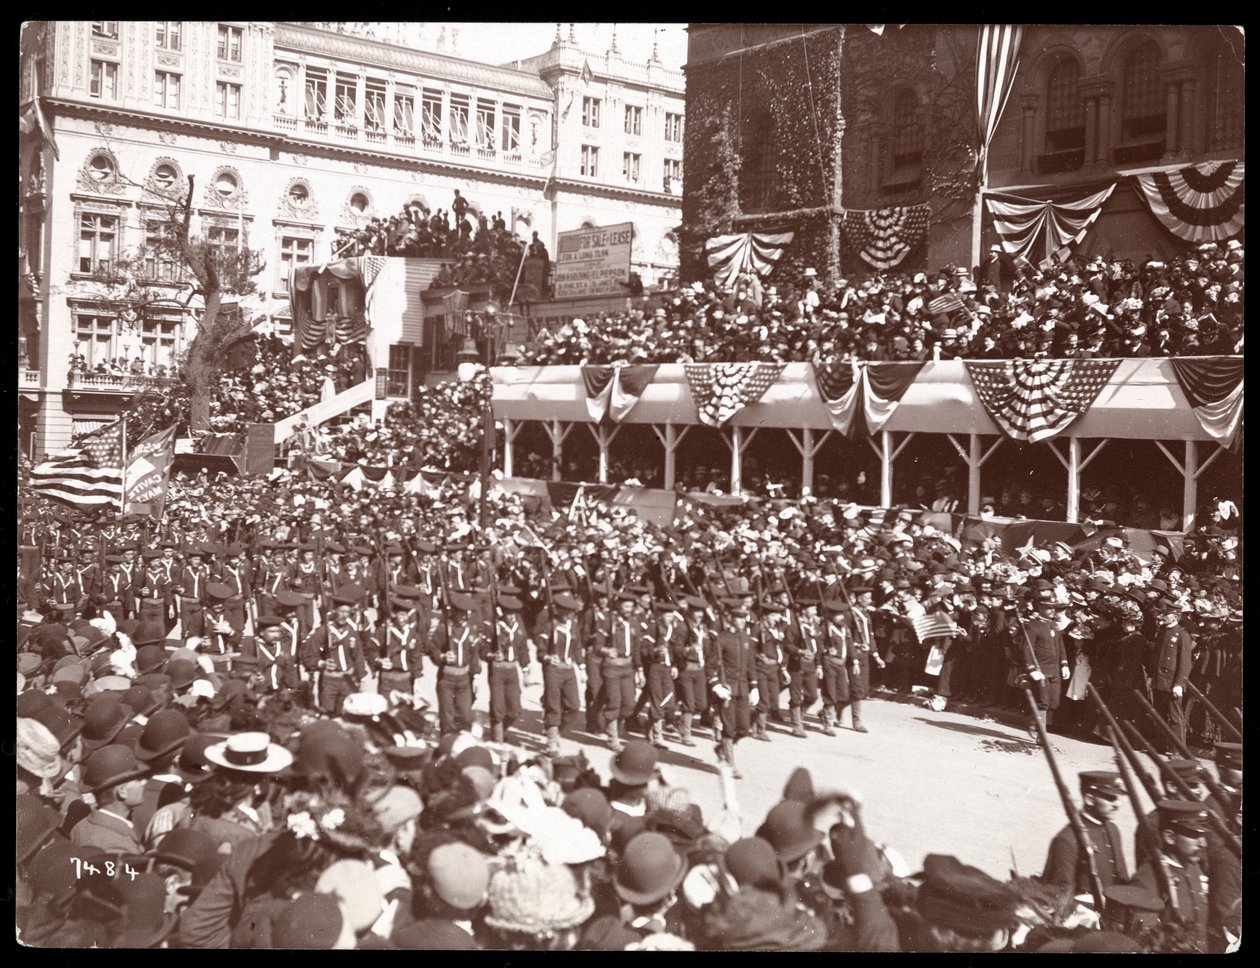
[301,374,493,475]
[331,191,547,303]
[15,464,1242,950]
[520,242,1243,365]
[67,355,176,383]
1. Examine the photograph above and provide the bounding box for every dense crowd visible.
[299,376,492,475]
[521,241,1243,365]
[331,190,548,302]
[16,463,1242,949]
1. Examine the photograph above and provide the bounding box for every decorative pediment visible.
[76,146,126,194]
[203,165,248,210]
[340,185,374,226]
[278,177,319,220]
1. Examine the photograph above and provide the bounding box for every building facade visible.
[18,21,683,457]
[682,24,1243,281]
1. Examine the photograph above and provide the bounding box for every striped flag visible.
[124,425,177,518]
[911,611,963,643]
[30,421,124,509]
[927,292,966,317]
[965,359,1120,443]
[975,25,1023,168]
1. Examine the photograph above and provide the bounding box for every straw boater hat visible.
[204,731,294,773]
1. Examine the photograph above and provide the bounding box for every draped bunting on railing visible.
[583,364,659,423]
[684,363,786,427]
[1168,357,1245,445]
[1132,160,1245,243]
[964,359,1121,443]
[986,185,1116,261]
[289,262,368,360]
[863,362,928,434]
[811,361,925,436]
[839,205,931,269]
[703,231,795,288]
[811,360,862,435]
[975,24,1023,173]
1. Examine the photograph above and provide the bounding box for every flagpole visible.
[507,236,531,311]
[119,412,128,522]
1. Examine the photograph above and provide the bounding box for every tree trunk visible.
[186,291,221,433]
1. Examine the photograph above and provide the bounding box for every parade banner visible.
[553,222,634,299]
[124,426,177,518]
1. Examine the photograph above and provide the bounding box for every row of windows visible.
[73,313,183,371]
[580,97,683,142]
[578,145,682,190]
[90,59,242,118]
[91,22,238,60]
[303,72,525,152]
[76,212,242,278]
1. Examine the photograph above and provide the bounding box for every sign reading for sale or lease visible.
[553,222,634,298]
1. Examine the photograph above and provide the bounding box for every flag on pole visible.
[975,25,1024,171]
[911,612,964,643]
[581,59,594,86]
[927,292,966,317]
[30,422,124,509]
[124,425,177,518]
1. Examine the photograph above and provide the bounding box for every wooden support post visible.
[1183,439,1198,533]
[544,419,572,482]
[722,425,759,497]
[650,423,690,491]
[786,426,833,497]
[501,416,520,479]
[1066,437,1081,523]
[868,431,912,508]
[587,424,621,484]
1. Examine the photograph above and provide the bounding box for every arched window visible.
[1207,38,1244,151]
[883,90,923,194]
[1118,41,1165,162]
[1041,56,1084,172]
[739,108,774,213]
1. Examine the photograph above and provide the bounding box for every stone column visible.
[1083,96,1098,165]
[1095,90,1113,165]
[1019,96,1038,172]
[1165,82,1180,154]
[1179,79,1197,155]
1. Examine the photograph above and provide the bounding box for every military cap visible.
[1156,799,1210,834]
[324,541,346,554]
[204,582,233,602]
[823,599,850,612]
[331,584,365,606]
[1159,758,1207,783]
[1079,771,1122,797]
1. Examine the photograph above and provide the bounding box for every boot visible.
[822,707,837,736]
[650,720,668,749]
[606,718,624,753]
[754,710,771,742]
[851,700,869,733]
[722,737,742,779]
[545,726,561,756]
[491,722,505,744]
[679,712,696,747]
[790,706,807,738]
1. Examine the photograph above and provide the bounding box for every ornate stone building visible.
[682,24,1243,281]
[18,21,683,456]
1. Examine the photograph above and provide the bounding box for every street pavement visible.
[404,668,1139,881]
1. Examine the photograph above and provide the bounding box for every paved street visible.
[406,671,1138,881]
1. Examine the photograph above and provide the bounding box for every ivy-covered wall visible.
[681,26,844,283]
[839,25,978,275]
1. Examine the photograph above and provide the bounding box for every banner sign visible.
[553,222,634,299]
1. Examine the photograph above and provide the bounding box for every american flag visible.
[911,612,963,643]
[927,292,966,317]
[965,359,1120,443]
[685,363,785,427]
[30,421,124,509]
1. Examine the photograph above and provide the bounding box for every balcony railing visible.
[270,116,552,173]
[66,372,180,392]
[20,369,40,388]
